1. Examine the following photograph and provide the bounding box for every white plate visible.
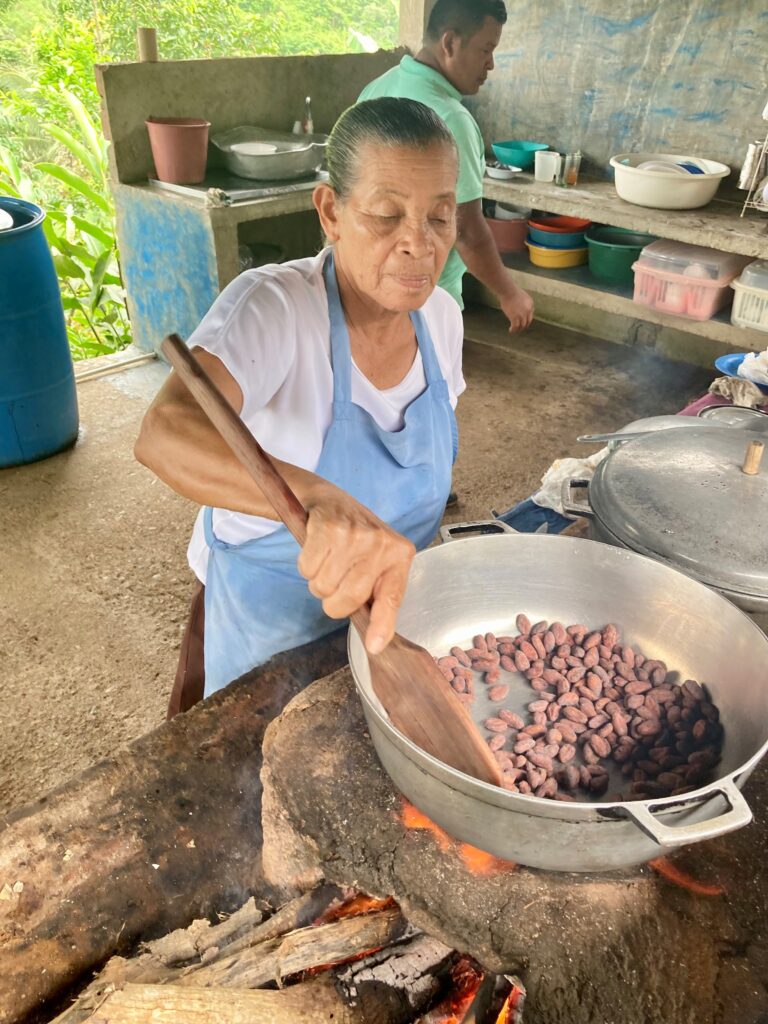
[486,163,523,180]
[230,141,278,156]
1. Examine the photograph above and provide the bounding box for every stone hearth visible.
[261,669,768,1024]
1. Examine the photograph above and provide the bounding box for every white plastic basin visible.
[610,152,730,210]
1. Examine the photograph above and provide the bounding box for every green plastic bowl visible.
[585,226,658,286]
[491,140,548,171]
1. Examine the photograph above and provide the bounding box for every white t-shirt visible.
[187,248,466,582]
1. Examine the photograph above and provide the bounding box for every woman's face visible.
[314,140,458,314]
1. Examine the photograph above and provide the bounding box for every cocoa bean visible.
[473,634,488,652]
[581,743,598,765]
[515,613,531,635]
[531,620,548,635]
[485,717,508,733]
[558,722,578,743]
[543,630,556,653]
[625,680,651,695]
[589,713,609,729]
[485,669,501,686]
[567,666,587,683]
[532,711,547,726]
[551,622,567,645]
[451,646,471,667]
[499,710,525,729]
[451,677,467,694]
[528,751,554,773]
[522,724,547,737]
[561,765,580,790]
[438,655,459,670]
[526,767,546,789]
[559,743,577,763]
[517,781,532,794]
[500,655,516,673]
[488,683,509,702]
[528,699,549,713]
[546,728,563,744]
[579,697,597,717]
[590,734,611,758]
[487,733,507,752]
[536,778,558,799]
[583,631,602,650]
[531,634,547,659]
[636,718,662,737]
[530,678,549,692]
[583,648,599,669]
[683,679,705,700]
[563,706,588,724]
[514,736,535,753]
[546,703,561,722]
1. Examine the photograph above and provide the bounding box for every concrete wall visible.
[469,0,768,180]
[96,50,402,183]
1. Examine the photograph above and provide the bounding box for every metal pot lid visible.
[589,426,768,598]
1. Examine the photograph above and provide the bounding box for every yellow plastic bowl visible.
[525,240,588,268]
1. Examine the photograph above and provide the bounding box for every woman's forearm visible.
[135,395,334,519]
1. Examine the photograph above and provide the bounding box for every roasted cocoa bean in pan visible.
[439,616,724,802]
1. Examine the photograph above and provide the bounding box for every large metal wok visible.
[348,528,768,872]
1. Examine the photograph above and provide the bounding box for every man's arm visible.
[455,198,533,333]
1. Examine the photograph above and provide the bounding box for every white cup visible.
[534,150,560,182]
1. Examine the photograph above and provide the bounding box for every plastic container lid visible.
[636,239,751,282]
[737,259,768,290]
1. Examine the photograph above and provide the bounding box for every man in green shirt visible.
[359,0,533,333]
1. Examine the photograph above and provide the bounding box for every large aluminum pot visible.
[348,529,768,872]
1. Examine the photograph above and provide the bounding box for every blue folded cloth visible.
[495,497,573,535]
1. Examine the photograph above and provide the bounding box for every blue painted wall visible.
[469,0,768,177]
[115,191,220,352]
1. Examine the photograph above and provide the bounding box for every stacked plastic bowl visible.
[525,216,591,268]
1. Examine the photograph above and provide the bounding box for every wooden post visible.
[399,0,435,52]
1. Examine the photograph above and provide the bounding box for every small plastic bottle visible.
[302,96,314,135]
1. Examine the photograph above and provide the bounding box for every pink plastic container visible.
[632,240,751,321]
[485,216,528,254]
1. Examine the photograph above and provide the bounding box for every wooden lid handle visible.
[742,439,765,476]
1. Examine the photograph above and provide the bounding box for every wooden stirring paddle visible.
[161,334,502,787]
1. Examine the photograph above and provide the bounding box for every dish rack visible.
[740,131,768,218]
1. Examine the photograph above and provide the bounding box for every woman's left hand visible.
[297,482,416,656]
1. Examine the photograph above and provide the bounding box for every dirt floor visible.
[0,311,712,818]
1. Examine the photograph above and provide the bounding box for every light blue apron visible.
[202,251,458,695]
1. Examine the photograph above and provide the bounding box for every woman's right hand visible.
[297,482,416,656]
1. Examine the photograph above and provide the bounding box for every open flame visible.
[494,978,526,1024]
[318,892,396,923]
[416,957,484,1023]
[401,801,518,877]
[648,856,725,897]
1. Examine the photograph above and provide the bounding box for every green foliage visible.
[0,0,398,359]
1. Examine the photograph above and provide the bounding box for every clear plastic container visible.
[632,240,752,321]
[731,259,768,333]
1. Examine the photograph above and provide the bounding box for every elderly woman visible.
[135,98,465,716]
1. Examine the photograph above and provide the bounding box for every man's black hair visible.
[425,0,507,42]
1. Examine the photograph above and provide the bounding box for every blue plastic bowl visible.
[492,140,548,171]
[528,224,586,248]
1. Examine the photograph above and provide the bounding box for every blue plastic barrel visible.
[0,196,78,467]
